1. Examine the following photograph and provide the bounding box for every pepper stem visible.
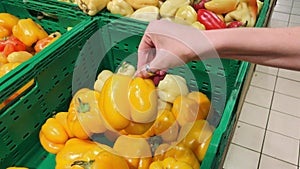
[77,97,90,113]
[71,160,95,169]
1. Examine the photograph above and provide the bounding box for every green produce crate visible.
[0,0,271,168]
[0,0,89,105]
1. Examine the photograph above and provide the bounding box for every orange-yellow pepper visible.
[69,88,106,135]
[149,157,193,169]
[128,77,158,123]
[177,120,213,162]
[154,145,200,169]
[34,32,61,53]
[0,13,19,38]
[100,74,131,130]
[12,18,48,46]
[55,138,105,169]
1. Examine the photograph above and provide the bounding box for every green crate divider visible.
[0,0,271,168]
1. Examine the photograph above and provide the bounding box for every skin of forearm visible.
[203,27,300,70]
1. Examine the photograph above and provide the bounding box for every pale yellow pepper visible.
[125,0,159,9]
[76,0,109,16]
[191,21,206,30]
[149,157,193,169]
[159,0,190,18]
[107,0,134,16]
[130,6,160,22]
[174,5,197,25]
[204,0,239,14]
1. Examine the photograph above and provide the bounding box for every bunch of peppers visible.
[104,0,264,30]
[0,13,61,109]
[37,62,214,169]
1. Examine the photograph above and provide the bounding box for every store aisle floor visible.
[222,0,300,168]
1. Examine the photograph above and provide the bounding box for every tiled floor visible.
[222,0,300,168]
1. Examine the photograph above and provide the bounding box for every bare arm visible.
[204,27,300,70]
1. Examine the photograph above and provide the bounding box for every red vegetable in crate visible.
[34,32,61,53]
[193,0,209,11]
[0,36,26,57]
[197,9,226,30]
[226,21,245,28]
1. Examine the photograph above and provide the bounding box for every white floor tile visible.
[292,0,300,8]
[291,6,300,15]
[288,22,300,27]
[262,131,299,165]
[239,102,269,128]
[267,110,300,139]
[250,72,276,91]
[268,19,289,27]
[232,121,265,151]
[274,4,292,13]
[270,12,290,21]
[223,144,260,169]
[277,0,294,6]
[255,65,278,76]
[275,77,300,98]
[259,155,297,169]
[272,92,300,118]
[245,86,274,109]
[278,68,300,82]
[289,14,300,23]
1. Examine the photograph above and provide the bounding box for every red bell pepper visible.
[197,9,226,30]
[193,0,209,11]
[0,36,26,57]
[227,21,245,28]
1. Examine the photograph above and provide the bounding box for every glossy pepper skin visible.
[12,18,48,46]
[197,9,226,30]
[149,157,193,169]
[0,13,19,38]
[0,36,26,57]
[34,32,61,53]
[55,138,105,169]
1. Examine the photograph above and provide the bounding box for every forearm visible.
[203,27,300,70]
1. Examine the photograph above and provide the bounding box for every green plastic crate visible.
[0,0,271,168]
[0,0,89,105]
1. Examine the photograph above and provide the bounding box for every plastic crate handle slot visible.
[0,79,36,112]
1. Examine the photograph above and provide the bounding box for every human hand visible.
[135,19,218,78]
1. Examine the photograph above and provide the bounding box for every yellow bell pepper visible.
[94,69,113,92]
[12,18,48,46]
[174,5,197,25]
[156,145,200,169]
[130,6,160,22]
[70,88,106,134]
[124,121,154,135]
[224,0,258,27]
[149,157,193,169]
[172,95,204,126]
[100,74,131,130]
[116,61,136,77]
[257,0,263,14]
[0,13,19,38]
[159,0,190,18]
[6,167,28,169]
[107,0,134,17]
[204,0,239,14]
[187,91,211,119]
[71,150,130,169]
[145,109,178,142]
[7,51,33,63]
[191,21,206,30]
[55,138,105,169]
[177,120,213,162]
[113,135,152,157]
[125,0,159,9]
[128,77,158,123]
[157,74,189,103]
[76,0,110,16]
